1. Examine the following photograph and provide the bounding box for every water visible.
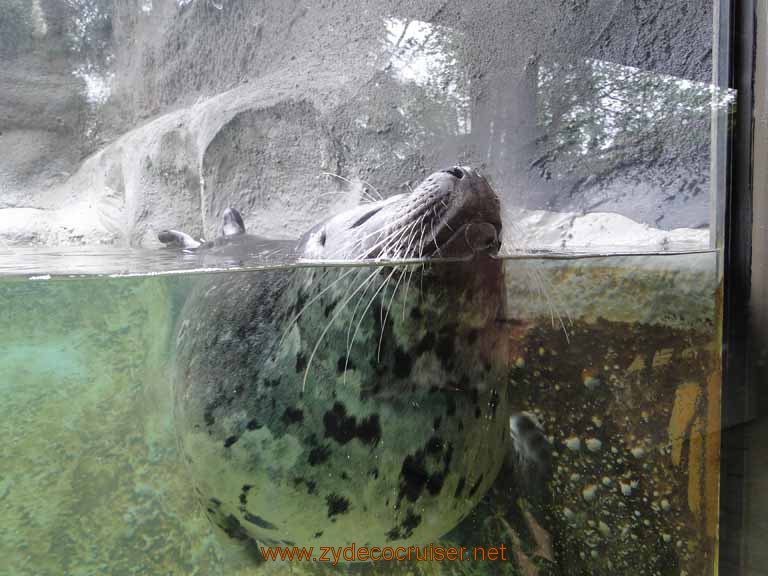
[0,242,299,278]
[0,251,720,576]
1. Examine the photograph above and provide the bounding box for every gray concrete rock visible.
[0,0,718,249]
[0,64,427,246]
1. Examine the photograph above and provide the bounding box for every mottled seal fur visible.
[165,167,542,554]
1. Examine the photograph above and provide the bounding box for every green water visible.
[0,253,720,576]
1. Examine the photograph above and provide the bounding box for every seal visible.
[159,207,245,249]
[164,166,543,557]
[159,206,295,264]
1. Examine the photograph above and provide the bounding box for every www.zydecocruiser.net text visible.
[260,544,510,566]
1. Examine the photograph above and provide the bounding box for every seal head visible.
[300,166,501,261]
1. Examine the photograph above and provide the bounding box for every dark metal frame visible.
[720,0,758,573]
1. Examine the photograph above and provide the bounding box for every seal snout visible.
[429,166,502,257]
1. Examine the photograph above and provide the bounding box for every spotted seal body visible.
[169,167,517,552]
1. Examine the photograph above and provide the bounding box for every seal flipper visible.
[504,412,556,573]
[508,412,552,500]
[158,229,203,250]
[222,208,246,237]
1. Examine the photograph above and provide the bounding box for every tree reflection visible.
[533,58,734,196]
[382,17,471,135]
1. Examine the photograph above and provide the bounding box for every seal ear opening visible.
[222,208,246,237]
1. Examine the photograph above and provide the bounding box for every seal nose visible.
[464,222,501,255]
[444,167,464,179]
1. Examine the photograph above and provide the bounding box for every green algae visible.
[0,276,222,576]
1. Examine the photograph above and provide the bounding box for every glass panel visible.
[0,1,733,261]
[0,2,735,575]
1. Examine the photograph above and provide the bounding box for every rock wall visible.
[0,0,719,247]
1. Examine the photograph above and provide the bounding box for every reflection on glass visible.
[382,17,470,134]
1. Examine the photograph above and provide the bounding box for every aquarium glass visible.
[0,1,736,575]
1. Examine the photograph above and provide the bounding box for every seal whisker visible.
[323,229,377,259]
[327,172,385,201]
[342,267,385,384]
[278,267,358,347]
[377,223,412,258]
[417,217,427,259]
[357,179,384,201]
[504,217,573,341]
[401,262,419,320]
[384,227,410,258]
[377,265,406,363]
[343,268,382,381]
[323,214,412,260]
[335,195,436,258]
[340,197,436,257]
[397,223,424,259]
[429,209,443,257]
[400,212,427,259]
[540,270,573,340]
[345,266,399,373]
[525,265,572,343]
[344,265,382,348]
[320,172,380,204]
[400,224,425,321]
[302,268,382,392]
[346,217,418,261]
[415,217,428,302]
[339,224,401,261]
[316,190,377,205]
[381,220,420,259]
[399,219,420,261]
[359,189,381,204]
[504,218,530,253]
[502,219,559,324]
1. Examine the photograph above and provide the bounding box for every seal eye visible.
[445,167,464,179]
[319,229,327,247]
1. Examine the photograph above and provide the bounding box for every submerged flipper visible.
[158,229,203,250]
[509,412,552,496]
[222,208,246,237]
